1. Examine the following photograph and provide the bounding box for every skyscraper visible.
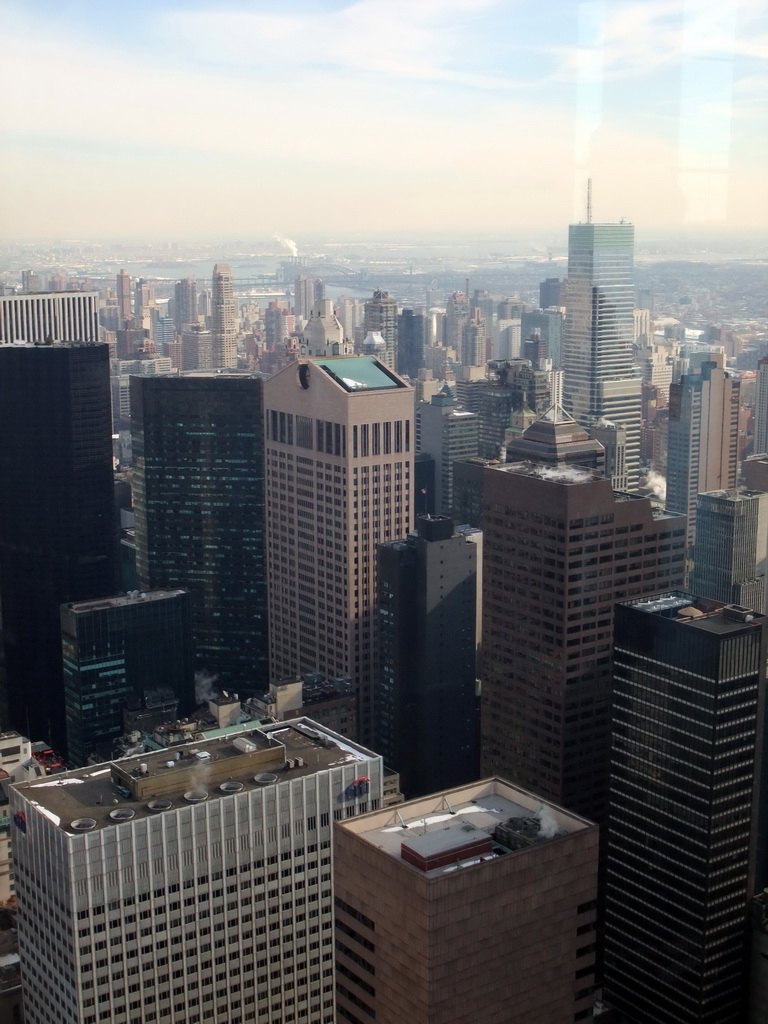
[539,276,562,309]
[477,359,551,460]
[604,593,768,1024]
[562,221,641,487]
[293,274,314,320]
[116,269,132,325]
[263,355,414,745]
[173,278,198,333]
[0,343,117,754]
[363,290,398,370]
[460,307,487,367]
[755,356,768,456]
[666,356,740,549]
[378,515,479,797]
[211,263,238,368]
[132,372,268,694]
[416,391,479,519]
[396,306,426,379]
[521,307,564,365]
[689,489,768,612]
[61,589,194,766]
[480,452,686,822]
[11,719,383,1024]
[335,778,599,1024]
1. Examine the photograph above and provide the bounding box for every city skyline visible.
[1,0,766,240]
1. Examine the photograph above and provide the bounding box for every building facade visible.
[11,720,383,1024]
[604,594,768,1024]
[416,392,479,520]
[377,515,479,797]
[396,307,426,379]
[363,291,398,370]
[61,590,195,766]
[211,263,238,368]
[480,459,686,823]
[173,279,198,334]
[264,356,414,746]
[132,372,269,695]
[116,270,132,325]
[334,778,599,1024]
[666,357,741,549]
[0,291,99,345]
[689,489,768,612]
[478,360,551,459]
[0,343,117,756]
[562,222,641,487]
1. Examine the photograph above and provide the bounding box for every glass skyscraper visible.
[131,372,268,695]
[0,342,117,756]
[605,593,768,1024]
[562,222,641,487]
[61,589,194,766]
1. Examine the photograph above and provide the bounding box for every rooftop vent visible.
[147,799,173,813]
[184,789,208,804]
[219,781,244,794]
[108,808,135,823]
[254,772,278,786]
[70,818,98,832]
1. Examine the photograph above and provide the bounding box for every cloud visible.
[0,0,766,238]
[154,0,524,89]
[545,0,768,82]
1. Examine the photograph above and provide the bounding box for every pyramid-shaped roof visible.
[506,404,605,468]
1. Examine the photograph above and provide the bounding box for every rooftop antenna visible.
[586,178,593,224]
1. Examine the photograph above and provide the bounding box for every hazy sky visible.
[1,0,766,240]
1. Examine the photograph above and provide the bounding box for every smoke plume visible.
[535,805,559,840]
[195,669,219,705]
[273,234,298,258]
[645,470,667,501]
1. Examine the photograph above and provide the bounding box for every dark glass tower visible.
[377,515,479,797]
[605,593,768,1024]
[0,343,117,753]
[562,222,641,486]
[61,589,194,766]
[396,307,426,379]
[131,372,268,695]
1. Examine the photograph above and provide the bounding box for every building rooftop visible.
[625,592,767,632]
[499,461,602,484]
[313,356,406,392]
[14,720,375,836]
[336,778,595,879]
[64,589,187,614]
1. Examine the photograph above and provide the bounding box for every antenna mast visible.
[586,178,592,224]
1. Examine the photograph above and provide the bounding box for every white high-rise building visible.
[11,720,383,1024]
[212,263,238,368]
[0,291,99,344]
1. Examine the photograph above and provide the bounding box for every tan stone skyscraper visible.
[263,355,414,743]
[211,262,238,367]
[115,268,132,325]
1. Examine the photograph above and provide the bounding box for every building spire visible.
[586,178,592,224]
